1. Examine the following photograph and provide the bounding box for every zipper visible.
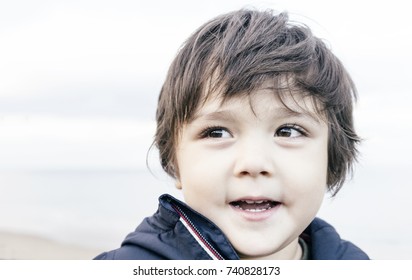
[172,204,224,260]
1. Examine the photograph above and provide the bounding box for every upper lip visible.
[229,196,281,204]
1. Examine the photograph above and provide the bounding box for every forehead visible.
[191,83,325,124]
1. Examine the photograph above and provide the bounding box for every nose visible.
[233,137,275,178]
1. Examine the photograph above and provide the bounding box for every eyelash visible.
[199,124,308,138]
[276,123,308,137]
[199,126,231,139]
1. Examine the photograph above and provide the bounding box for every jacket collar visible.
[160,194,369,260]
[160,194,239,260]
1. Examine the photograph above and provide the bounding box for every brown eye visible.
[275,125,304,138]
[200,127,232,138]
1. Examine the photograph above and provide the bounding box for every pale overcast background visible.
[0,0,411,259]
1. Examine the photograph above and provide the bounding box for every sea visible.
[0,165,411,260]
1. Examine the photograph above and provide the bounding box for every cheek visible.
[177,142,231,178]
[280,143,328,197]
[279,152,327,225]
[175,146,223,196]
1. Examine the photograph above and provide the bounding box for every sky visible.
[0,0,411,171]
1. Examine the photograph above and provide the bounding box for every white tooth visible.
[244,200,266,204]
[245,208,265,212]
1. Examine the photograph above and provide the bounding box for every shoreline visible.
[0,231,102,260]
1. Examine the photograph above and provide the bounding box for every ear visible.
[175,179,182,190]
[172,163,182,189]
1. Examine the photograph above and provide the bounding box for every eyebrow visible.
[191,110,237,122]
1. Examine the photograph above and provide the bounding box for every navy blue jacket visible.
[94,194,369,260]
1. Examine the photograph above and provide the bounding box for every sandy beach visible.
[0,231,102,260]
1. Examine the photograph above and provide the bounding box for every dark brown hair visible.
[154,9,360,195]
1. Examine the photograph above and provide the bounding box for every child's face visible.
[175,85,328,259]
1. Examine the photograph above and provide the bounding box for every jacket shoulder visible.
[94,201,181,260]
[305,217,369,260]
[93,195,217,260]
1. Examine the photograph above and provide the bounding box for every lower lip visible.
[229,204,281,222]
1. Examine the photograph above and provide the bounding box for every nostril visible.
[233,152,274,177]
[237,170,271,177]
[260,171,270,176]
[239,171,249,176]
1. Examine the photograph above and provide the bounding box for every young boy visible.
[95,9,369,260]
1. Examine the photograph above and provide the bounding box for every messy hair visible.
[155,9,360,195]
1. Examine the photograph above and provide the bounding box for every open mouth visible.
[229,200,280,212]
